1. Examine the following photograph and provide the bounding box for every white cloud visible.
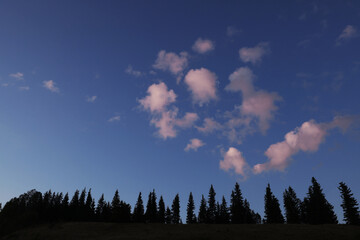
[196,118,222,133]
[139,82,177,113]
[125,65,142,77]
[185,138,205,151]
[86,96,97,103]
[108,115,121,122]
[192,38,215,54]
[220,147,249,179]
[239,42,270,64]
[9,72,24,80]
[225,67,281,134]
[1,83,9,87]
[184,68,218,106]
[253,116,355,174]
[336,25,357,45]
[19,86,30,91]
[43,80,59,93]
[153,50,188,81]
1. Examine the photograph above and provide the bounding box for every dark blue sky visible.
[0,0,359,222]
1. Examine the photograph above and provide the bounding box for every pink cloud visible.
[220,147,249,179]
[184,68,218,106]
[184,138,205,151]
[253,116,355,174]
[153,50,188,79]
[336,25,357,45]
[139,82,176,113]
[9,72,24,80]
[196,118,222,133]
[192,38,215,54]
[43,80,59,93]
[239,42,270,64]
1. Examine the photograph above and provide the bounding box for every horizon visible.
[0,0,359,223]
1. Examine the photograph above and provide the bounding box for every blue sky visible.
[1,0,359,222]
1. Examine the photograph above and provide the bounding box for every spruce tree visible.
[186,192,196,224]
[158,196,165,223]
[219,196,230,224]
[198,194,207,223]
[165,206,172,224]
[145,190,157,222]
[283,186,301,223]
[264,184,284,224]
[96,194,105,220]
[111,190,121,222]
[85,189,94,221]
[230,182,245,223]
[133,192,145,223]
[303,177,338,224]
[70,190,80,220]
[338,182,360,225]
[207,185,216,223]
[171,194,180,224]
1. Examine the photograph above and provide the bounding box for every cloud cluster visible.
[139,82,198,139]
[125,65,142,77]
[239,42,270,64]
[336,25,357,45]
[153,50,189,81]
[192,38,215,54]
[253,116,355,174]
[185,138,205,151]
[196,118,222,133]
[9,72,24,80]
[220,147,249,179]
[184,68,218,106]
[43,80,59,93]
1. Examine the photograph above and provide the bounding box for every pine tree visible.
[70,190,80,220]
[133,192,145,223]
[145,190,157,222]
[165,206,172,224]
[171,194,180,224]
[264,184,284,224]
[219,196,230,224]
[283,186,301,223]
[338,182,360,225]
[206,185,216,223]
[198,194,207,223]
[96,194,105,220]
[158,196,165,223]
[303,177,338,224]
[230,182,245,223]
[186,192,196,224]
[111,190,121,222]
[85,189,94,221]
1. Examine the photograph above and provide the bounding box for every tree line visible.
[0,177,358,236]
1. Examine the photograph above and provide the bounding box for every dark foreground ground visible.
[2,222,360,240]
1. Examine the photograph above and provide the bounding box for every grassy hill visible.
[2,222,360,240]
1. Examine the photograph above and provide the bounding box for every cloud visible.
[225,67,281,134]
[153,50,188,81]
[9,72,24,80]
[19,86,30,91]
[86,96,97,103]
[125,65,142,77]
[139,82,177,113]
[196,118,222,133]
[192,38,215,54]
[43,80,59,93]
[108,115,121,122]
[1,83,9,87]
[184,68,218,106]
[336,25,357,45]
[239,42,270,64]
[220,147,249,179]
[227,26,241,37]
[185,138,205,151]
[253,116,355,174]
[150,108,198,139]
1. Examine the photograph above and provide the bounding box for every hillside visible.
[2,222,360,240]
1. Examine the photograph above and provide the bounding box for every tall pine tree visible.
[283,186,301,224]
[171,194,180,224]
[230,182,245,223]
[338,182,360,225]
[158,196,165,223]
[207,185,216,223]
[198,195,207,223]
[186,192,196,224]
[264,184,284,224]
[133,192,145,223]
[219,196,230,224]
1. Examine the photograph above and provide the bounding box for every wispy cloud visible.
[253,115,356,174]
[336,25,358,45]
[239,42,270,64]
[108,115,121,122]
[192,38,215,54]
[184,138,205,151]
[19,86,30,91]
[125,65,142,77]
[86,95,97,103]
[184,68,218,106]
[220,147,249,179]
[196,118,222,134]
[43,80,59,93]
[9,72,24,80]
[227,26,241,37]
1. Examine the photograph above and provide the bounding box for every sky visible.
[0,0,360,222]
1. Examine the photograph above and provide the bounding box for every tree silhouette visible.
[69,190,80,220]
[230,182,245,223]
[158,195,165,223]
[283,186,301,224]
[96,194,105,221]
[338,182,360,225]
[133,192,145,223]
[186,192,196,224]
[219,196,230,224]
[145,190,158,222]
[85,189,95,221]
[206,185,216,223]
[264,184,284,224]
[165,206,172,224]
[171,194,180,224]
[302,177,338,224]
[198,194,207,223]
[111,190,121,222]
